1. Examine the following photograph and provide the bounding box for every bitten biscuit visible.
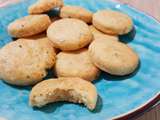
[60,5,93,23]
[55,48,100,81]
[8,15,51,38]
[89,38,139,75]
[0,39,56,86]
[47,18,92,51]
[28,0,64,14]
[92,10,133,35]
[29,77,98,110]
[89,25,118,41]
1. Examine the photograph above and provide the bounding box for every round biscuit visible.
[89,25,119,41]
[60,5,92,23]
[55,48,100,81]
[28,0,64,14]
[8,15,51,38]
[92,10,133,35]
[24,33,60,54]
[89,38,139,75]
[47,18,92,51]
[0,39,56,86]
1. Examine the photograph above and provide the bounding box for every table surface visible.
[0,0,159,120]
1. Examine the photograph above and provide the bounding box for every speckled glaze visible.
[0,0,160,120]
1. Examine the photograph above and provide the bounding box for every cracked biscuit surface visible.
[0,39,56,86]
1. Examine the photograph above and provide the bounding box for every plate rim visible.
[112,92,160,120]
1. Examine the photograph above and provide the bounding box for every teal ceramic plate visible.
[0,0,160,120]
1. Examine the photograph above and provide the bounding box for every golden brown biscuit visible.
[28,0,64,14]
[0,39,56,86]
[92,10,133,35]
[24,33,60,54]
[55,49,100,81]
[47,18,92,51]
[89,25,119,41]
[29,77,98,110]
[24,33,46,40]
[60,5,93,23]
[89,38,139,75]
[23,33,53,44]
[8,15,51,38]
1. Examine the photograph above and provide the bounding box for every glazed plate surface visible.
[0,0,160,120]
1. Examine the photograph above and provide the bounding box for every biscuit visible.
[88,38,139,75]
[60,5,93,23]
[24,33,46,40]
[89,25,119,41]
[24,33,53,45]
[47,18,92,51]
[0,39,56,86]
[8,15,51,38]
[55,48,100,81]
[24,33,60,54]
[92,10,133,35]
[29,77,97,110]
[28,0,64,14]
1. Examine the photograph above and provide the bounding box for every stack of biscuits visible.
[0,0,139,110]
